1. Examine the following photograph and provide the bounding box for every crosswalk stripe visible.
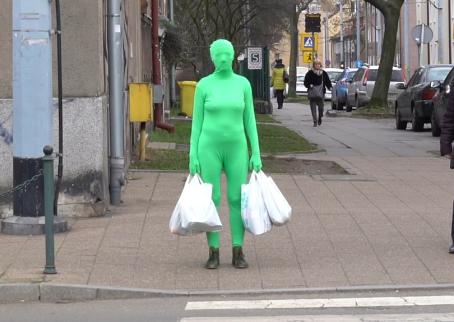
[180,313,454,322]
[185,295,454,310]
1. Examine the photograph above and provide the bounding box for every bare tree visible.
[174,0,260,78]
[364,0,404,110]
[286,0,314,97]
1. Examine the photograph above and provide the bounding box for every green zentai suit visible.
[189,39,262,248]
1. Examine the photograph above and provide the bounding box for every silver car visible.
[324,68,343,101]
[346,66,405,111]
[296,75,307,96]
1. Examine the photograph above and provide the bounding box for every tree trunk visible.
[365,0,404,110]
[288,9,299,97]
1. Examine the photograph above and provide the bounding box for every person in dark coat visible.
[304,60,332,127]
[440,82,454,254]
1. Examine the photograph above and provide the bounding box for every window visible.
[406,69,419,87]
[366,69,403,82]
[353,69,365,82]
[427,67,452,82]
[327,71,343,82]
[443,67,454,86]
[391,70,404,82]
[347,70,357,81]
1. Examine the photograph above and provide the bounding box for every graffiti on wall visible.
[0,113,13,145]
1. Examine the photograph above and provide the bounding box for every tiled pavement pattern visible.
[0,102,453,291]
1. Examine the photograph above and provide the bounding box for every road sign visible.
[303,52,315,63]
[300,33,319,52]
[412,24,433,44]
[305,13,321,33]
[247,47,262,70]
[304,37,314,48]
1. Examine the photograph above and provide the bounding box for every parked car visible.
[346,65,405,112]
[431,66,454,136]
[324,68,343,100]
[395,64,453,132]
[296,66,309,96]
[296,75,307,95]
[331,68,358,110]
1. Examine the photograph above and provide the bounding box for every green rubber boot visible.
[232,246,248,269]
[205,247,219,269]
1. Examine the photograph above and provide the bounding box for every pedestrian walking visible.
[304,59,332,127]
[189,39,262,269]
[439,80,454,254]
[271,59,288,109]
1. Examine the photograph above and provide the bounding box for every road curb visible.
[3,283,454,304]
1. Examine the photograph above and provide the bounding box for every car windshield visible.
[327,71,343,82]
[297,76,304,82]
[427,67,452,82]
[347,70,356,80]
[367,69,403,82]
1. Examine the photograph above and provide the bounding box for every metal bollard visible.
[43,146,57,274]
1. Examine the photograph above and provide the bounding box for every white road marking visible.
[180,313,454,322]
[185,295,454,310]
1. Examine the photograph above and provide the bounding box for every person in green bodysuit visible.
[189,39,262,269]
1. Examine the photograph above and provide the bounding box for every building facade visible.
[0,0,171,218]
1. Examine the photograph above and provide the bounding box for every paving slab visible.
[0,100,453,300]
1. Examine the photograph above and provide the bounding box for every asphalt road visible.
[3,289,454,321]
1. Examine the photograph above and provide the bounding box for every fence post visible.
[43,146,57,274]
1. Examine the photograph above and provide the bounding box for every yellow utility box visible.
[178,81,197,117]
[129,83,153,122]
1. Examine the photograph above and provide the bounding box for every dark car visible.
[395,64,453,132]
[431,66,454,136]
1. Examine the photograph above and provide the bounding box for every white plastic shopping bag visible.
[169,174,222,235]
[241,171,272,235]
[257,171,292,226]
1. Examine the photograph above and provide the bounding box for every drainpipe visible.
[108,0,125,205]
[54,0,63,216]
[152,0,175,133]
[169,0,176,108]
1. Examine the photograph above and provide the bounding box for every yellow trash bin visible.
[178,81,197,117]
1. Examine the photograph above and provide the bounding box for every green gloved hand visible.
[189,156,200,175]
[249,154,262,172]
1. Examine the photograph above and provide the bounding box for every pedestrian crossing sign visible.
[304,37,314,48]
[300,33,319,52]
[303,52,315,63]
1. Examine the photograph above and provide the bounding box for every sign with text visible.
[247,47,262,70]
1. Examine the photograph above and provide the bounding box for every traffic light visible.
[305,14,321,33]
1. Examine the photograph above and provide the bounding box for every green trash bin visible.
[178,81,197,117]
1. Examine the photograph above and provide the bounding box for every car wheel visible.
[395,107,407,130]
[411,108,424,132]
[431,113,441,137]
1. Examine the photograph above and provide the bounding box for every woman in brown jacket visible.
[440,83,454,254]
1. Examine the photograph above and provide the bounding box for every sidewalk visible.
[0,102,453,295]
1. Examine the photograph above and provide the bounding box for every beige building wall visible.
[0,0,162,217]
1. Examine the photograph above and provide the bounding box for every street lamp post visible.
[339,0,344,65]
[355,0,360,65]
